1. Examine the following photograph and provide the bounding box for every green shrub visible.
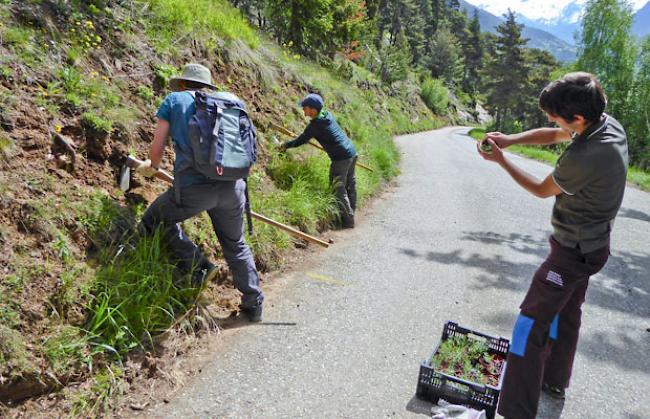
[82,112,113,133]
[153,63,178,90]
[136,84,154,102]
[421,78,449,114]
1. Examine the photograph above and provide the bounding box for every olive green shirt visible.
[551,114,629,252]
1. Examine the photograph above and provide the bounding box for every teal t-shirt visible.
[156,90,207,186]
[284,110,356,161]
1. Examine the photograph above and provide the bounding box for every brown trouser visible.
[497,236,609,419]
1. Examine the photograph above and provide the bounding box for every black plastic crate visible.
[416,321,510,419]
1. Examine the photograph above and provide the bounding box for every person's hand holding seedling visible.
[484,131,514,149]
[477,138,505,164]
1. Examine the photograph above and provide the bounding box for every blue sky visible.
[466,0,648,22]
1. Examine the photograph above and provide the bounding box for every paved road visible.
[152,127,650,419]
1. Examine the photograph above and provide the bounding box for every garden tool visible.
[267,121,375,172]
[118,155,332,248]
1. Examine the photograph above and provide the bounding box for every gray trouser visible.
[329,156,357,225]
[140,180,263,309]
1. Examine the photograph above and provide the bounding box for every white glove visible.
[136,159,158,178]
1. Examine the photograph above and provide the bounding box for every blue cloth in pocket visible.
[511,314,535,357]
[550,314,559,340]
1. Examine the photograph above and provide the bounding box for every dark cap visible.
[299,93,324,111]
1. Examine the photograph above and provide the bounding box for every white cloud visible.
[467,0,647,21]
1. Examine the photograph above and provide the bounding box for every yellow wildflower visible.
[54,124,62,133]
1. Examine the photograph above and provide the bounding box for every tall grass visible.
[85,229,199,354]
[142,0,259,53]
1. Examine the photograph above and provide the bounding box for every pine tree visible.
[462,9,483,96]
[485,10,529,130]
[525,49,560,127]
[430,0,444,34]
[380,28,413,83]
[375,0,427,65]
[428,23,462,83]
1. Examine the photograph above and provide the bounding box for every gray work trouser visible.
[140,179,263,309]
[329,156,357,226]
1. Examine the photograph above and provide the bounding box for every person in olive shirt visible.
[280,93,358,228]
[477,72,628,419]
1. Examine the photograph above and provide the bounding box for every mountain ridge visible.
[458,0,577,62]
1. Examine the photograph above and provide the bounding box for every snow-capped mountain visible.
[514,0,650,42]
[458,0,577,62]
[459,0,650,62]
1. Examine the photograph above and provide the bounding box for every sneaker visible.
[191,263,219,288]
[240,305,263,322]
[542,382,566,399]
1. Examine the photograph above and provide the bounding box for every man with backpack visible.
[478,72,628,418]
[279,94,358,229]
[136,63,264,322]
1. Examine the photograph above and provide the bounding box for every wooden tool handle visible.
[126,155,329,248]
[250,212,330,248]
[268,122,374,172]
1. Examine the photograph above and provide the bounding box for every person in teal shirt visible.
[137,63,264,322]
[280,94,358,228]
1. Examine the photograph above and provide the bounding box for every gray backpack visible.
[182,91,257,180]
[177,90,257,233]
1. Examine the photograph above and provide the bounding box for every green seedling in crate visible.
[431,335,504,387]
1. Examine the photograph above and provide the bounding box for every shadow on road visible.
[405,395,434,416]
[537,395,565,419]
[216,317,298,330]
[619,207,650,223]
[399,230,650,319]
[578,329,650,374]
[399,230,650,375]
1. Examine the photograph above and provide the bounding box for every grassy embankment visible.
[0,0,443,415]
[468,128,650,191]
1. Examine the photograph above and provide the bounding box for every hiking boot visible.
[191,263,219,288]
[240,305,263,322]
[542,382,566,399]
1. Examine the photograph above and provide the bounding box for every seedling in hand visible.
[479,139,493,153]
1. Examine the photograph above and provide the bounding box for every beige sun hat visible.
[168,63,217,91]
